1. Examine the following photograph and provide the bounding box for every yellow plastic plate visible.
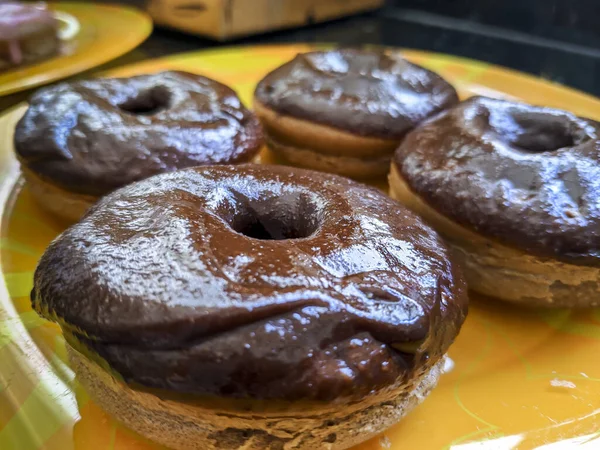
[0,2,152,96]
[1,45,600,450]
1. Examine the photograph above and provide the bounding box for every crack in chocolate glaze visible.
[15,71,263,196]
[32,165,467,400]
[394,96,600,263]
[254,49,459,139]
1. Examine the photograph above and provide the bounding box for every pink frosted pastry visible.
[0,2,59,70]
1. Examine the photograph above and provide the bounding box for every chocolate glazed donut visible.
[390,96,600,307]
[14,71,263,221]
[254,49,458,179]
[33,165,467,450]
[0,2,59,70]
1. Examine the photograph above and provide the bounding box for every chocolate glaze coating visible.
[254,49,459,139]
[32,165,467,401]
[394,96,600,263]
[15,71,263,196]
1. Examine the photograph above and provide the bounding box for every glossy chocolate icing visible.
[15,71,263,196]
[394,96,600,263]
[254,49,458,139]
[32,165,467,401]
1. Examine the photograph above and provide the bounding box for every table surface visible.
[1,6,598,109]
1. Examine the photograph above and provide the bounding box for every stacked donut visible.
[254,49,458,178]
[20,47,598,450]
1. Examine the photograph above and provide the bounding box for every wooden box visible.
[146,0,384,40]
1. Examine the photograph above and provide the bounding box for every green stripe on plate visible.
[0,379,75,450]
[0,239,39,257]
[4,272,33,299]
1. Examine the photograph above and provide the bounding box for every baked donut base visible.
[389,163,600,307]
[20,165,97,223]
[68,342,445,450]
[264,132,391,179]
[254,100,397,179]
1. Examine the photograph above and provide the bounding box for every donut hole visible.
[118,86,171,115]
[228,192,322,241]
[496,110,588,153]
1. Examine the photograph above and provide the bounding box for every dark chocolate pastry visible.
[33,164,467,401]
[15,71,263,196]
[255,49,459,139]
[393,96,600,263]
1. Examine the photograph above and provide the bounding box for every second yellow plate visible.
[0,2,152,97]
[1,45,600,450]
